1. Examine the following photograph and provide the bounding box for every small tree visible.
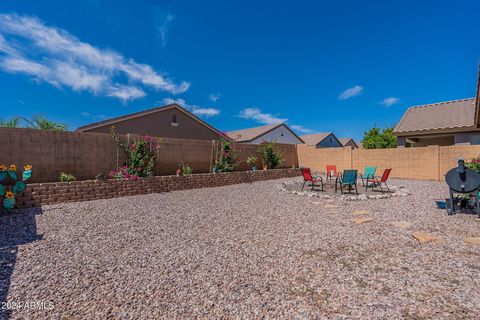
[361,126,397,149]
[257,140,283,169]
[215,138,238,172]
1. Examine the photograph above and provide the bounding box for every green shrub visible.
[257,141,283,169]
[179,162,193,175]
[214,138,238,172]
[246,156,257,168]
[59,172,76,182]
[465,156,480,173]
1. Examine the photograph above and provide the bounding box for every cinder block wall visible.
[297,144,480,181]
[0,127,298,183]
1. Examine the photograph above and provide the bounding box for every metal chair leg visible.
[302,181,306,191]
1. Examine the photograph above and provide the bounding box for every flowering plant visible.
[109,166,139,180]
[111,127,161,178]
[465,156,480,173]
[215,138,238,172]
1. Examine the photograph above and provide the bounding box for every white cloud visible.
[154,9,175,47]
[237,108,287,125]
[381,97,400,106]
[209,93,221,103]
[339,85,363,100]
[0,13,189,101]
[162,98,220,117]
[290,124,313,133]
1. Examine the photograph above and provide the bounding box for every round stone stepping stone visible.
[350,217,374,224]
[464,237,480,245]
[391,221,412,228]
[412,232,440,243]
[353,210,369,215]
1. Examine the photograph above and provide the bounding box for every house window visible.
[280,130,284,136]
[171,114,178,127]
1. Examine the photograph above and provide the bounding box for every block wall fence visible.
[3,127,480,184]
[0,127,298,183]
[297,144,480,181]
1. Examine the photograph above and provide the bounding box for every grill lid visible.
[445,159,480,193]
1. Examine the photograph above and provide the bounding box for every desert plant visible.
[59,172,76,182]
[246,156,257,169]
[257,140,284,169]
[179,162,193,175]
[111,127,161,177]
[215,138,238,172]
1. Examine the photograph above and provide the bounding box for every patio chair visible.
[365,168,392,193]
[301,168,324,191]
[326,165,341,181]
[335,169,358,195]
[358,166,377,186]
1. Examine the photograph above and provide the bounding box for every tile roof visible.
[300,132,333,146]
[393,98,477,134]
[227,123,281,142]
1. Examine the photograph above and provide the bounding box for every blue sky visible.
[0,1,479,141]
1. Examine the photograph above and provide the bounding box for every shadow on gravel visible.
[0,208,43,320]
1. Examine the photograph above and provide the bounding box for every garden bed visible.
[14,168,301,208]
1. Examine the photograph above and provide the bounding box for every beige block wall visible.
[297,144,480,181]
[0,127,298,183]
[297,144,352,174]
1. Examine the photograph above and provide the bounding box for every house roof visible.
[300,132,335,146]
[76,104,224,137]
[339,138,359,148]
[226,123,304,143]
[393,98,478,136]
[476,65,480,127]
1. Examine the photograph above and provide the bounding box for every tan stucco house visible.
[394,68,480,147]
[300,132,343,148]
[77,104,225,141]
[227,123,304,144]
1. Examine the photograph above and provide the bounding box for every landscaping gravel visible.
[1,178,480,319]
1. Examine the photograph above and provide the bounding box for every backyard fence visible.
[0,127,298,182]
[297,144,480,181]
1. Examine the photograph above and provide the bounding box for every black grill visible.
[445,159,480,216]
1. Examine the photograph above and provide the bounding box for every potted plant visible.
[246,156,257,171]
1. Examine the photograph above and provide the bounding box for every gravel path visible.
[1,178,480,319]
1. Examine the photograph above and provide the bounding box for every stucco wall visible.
[250,125,303,144]
[315,134,343,148]
[80,108,222,141]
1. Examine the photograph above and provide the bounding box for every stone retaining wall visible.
[16,168,301,208]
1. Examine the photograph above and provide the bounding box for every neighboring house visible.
[226,123,304,144]
[77,104,225,140]
[300,132,343,148]
[393,98,480,147]
[339,138,359,149]
[394,67,480,147]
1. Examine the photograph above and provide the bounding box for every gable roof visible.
[76,104,224,137]
[300,132,341,146]
[339,138,359,148]
[226,123,304,143]
[393,98,477,135]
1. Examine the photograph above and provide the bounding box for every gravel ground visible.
[1,178,480,319]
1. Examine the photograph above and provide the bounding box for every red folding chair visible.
[301,168,323,191]
[326,165,341,181]
[365,169,392,193]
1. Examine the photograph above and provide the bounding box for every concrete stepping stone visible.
[391,221,412,228]
[353,210,369,215]
[412,232,440,243]
[464,237,480,245]
[350,217,374,224]
[324,204,340,209]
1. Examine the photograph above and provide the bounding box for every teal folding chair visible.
[358,166,377,186]
[335,169,358,195]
